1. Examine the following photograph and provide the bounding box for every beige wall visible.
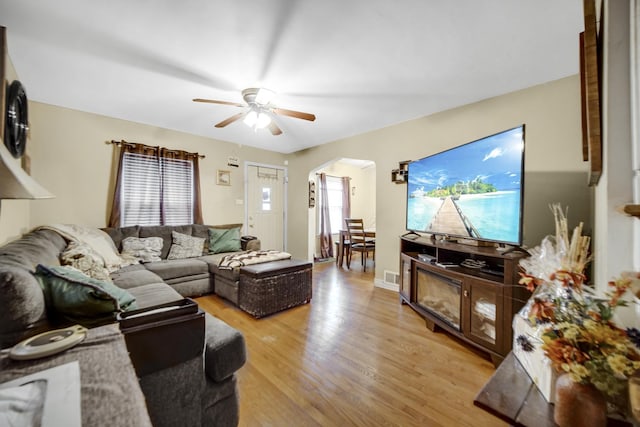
[5,102,286,240]
[287,75,590,284]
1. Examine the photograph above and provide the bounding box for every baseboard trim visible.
[374,278,399,292]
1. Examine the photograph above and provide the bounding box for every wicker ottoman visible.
[238,259,312,318]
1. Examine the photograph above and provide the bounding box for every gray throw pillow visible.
[208,227,242,254]
[167,231,206,260]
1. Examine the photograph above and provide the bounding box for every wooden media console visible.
[399,235,530,366]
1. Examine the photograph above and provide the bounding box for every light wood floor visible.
[196,261,507,427]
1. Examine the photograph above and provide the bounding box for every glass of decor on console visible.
[516,204,640,418]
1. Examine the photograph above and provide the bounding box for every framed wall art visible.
[308,181,316,208]
[217,170,231,186]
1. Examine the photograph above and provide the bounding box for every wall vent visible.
[384,270,400,285]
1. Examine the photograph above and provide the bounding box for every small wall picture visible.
[217,170,231,186]
[308,181,316,208]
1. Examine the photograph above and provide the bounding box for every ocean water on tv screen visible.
[406,192,520,243]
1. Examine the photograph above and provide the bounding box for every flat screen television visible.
[406,125,526,246]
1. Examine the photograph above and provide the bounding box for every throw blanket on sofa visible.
[37,224,130,273]
[218,250,291,270]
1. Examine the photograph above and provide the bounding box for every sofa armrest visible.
[204,313,247,382]
[241,236,261,251]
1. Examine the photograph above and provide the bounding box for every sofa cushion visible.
[35,265,137,325]
[122,236,163,263]
[126,283,183,309]
[102,225,140,251]
[139,225,193,259]
[167,232,206,260]
[143,258,209,281]
[208,227,241,254]
[203,313,247,382]
[60,241,112,281]
[0,266,49,349]
[110,264,164,290]
[167,276,213,298]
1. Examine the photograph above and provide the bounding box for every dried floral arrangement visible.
[517,204,640,403]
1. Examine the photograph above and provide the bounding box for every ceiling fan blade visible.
[215,112,247,128]
[193,98,245,108]
[268,121,283,136]
[272,108,316,122]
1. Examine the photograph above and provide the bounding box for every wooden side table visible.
[474,352,633,426]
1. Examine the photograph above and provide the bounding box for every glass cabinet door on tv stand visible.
[462,277,504,355]
[398,235,529,367]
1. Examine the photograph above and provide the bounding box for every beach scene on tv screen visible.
[407,126,524,244]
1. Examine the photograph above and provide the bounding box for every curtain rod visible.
[106,140,205,159]
[315,173,351,180]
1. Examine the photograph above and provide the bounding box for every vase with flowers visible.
[515,204,640,426]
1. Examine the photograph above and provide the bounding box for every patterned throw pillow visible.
[208,227,242,254]
[60,241,112,281]
[167,231,205,260]
[121,236,164,263]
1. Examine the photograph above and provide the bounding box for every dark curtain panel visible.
[341,176,351,224]
[318,173,333,258]
[108,141,203,227]
[108,145,126,228]
[191,155,204,224]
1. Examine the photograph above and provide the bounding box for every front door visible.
[246,164,286,251]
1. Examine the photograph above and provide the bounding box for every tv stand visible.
[398,235,529,366]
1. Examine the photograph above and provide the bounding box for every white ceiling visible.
[0,1,584,154]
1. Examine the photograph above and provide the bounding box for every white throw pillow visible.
[121,237,163,263]
[167,231,205,260]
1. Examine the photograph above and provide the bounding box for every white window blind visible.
[120,152,194,226]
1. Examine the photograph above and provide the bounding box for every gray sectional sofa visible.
[0,223,258,426]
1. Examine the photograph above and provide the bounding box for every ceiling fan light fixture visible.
[243,109,271,130]
[256,112,271,128]
[254,88,275,105]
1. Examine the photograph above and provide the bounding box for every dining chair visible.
[344,218,375,271]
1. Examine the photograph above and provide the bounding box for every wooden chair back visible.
[344,218,372,248]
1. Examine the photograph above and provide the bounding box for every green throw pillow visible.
[35,264,137,325]
[208,227,242,254]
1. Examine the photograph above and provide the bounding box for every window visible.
[319,175,344,234]
[120,152,194,226]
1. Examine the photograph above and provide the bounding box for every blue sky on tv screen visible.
[408,126,524,192]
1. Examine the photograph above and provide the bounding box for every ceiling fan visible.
[193,88,316,136]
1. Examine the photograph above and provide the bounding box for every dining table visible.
[336,228,375,268]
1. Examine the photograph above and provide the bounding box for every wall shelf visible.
[391,160,410,184]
